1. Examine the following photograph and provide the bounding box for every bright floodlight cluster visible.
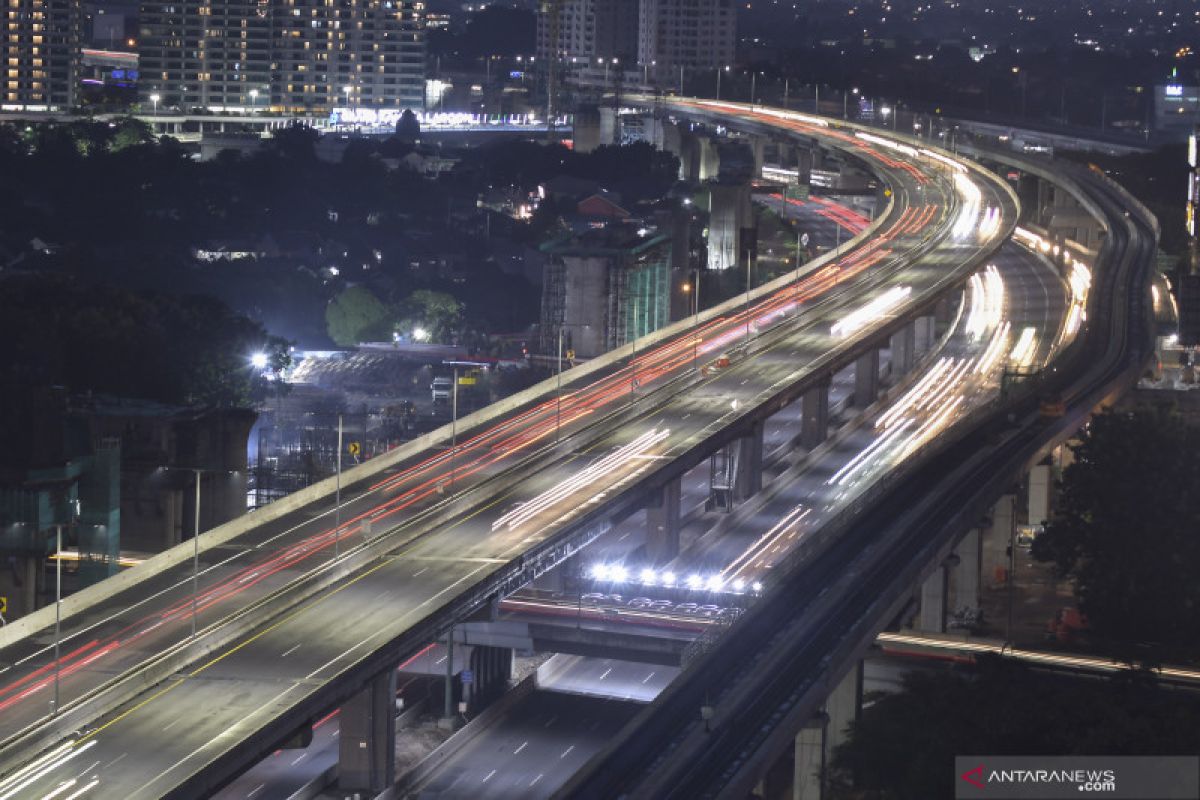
[590,563,762,594]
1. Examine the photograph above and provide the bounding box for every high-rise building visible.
[638,0,734,72]
[538,0,732,86]
[138,0,424,115]
[2,0,81,110]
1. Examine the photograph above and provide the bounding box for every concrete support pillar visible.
[795,147,813,186]
[951,528,982,614]
[1027,463,1052,528]
[825,660,862,751]
[338,669,397,793]
[793,719,825,800]
[800,384,830,450]
[735,422,764,500]
[914,315,935,354]
[983,494,1016,588]
[918,565,947,633]
[853,349,880,409]
[751,137,766,178]
[890,324,915,375]
[467,645,513,713]
[646,478,682,563]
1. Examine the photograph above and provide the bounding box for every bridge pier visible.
[914,315,935,355]
[735,422,765,500]
[918,563,948,633]
[466,645,513,713]
[1027,461,1052,528]
[646,477,682,563]
[791,660,862,800]
[890,324,915,376]
[950,528,983,618]
[800,383,830,450]
[853,348,880,409]
[983,494,1016,587]
[338,669,397,793]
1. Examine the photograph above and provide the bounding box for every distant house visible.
[395,149,459,178]
[192,238,260,262]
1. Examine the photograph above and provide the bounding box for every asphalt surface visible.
[0,109,1016,800]
[413,691,642,800]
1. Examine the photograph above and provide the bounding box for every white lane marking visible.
[599,668,612,680]
[58,779,100,800]
[513,741,528,755]
[280,643,302,658]
[530,774,543,787]
[412,568,428,577]
[544,715,557,728]
[482,769,497,783]
[246,784,265,799]
[101,754,127,770]
[642,671,656,684]
[162,719,181,732]
[560,745,575,759]
[290,753,307,766]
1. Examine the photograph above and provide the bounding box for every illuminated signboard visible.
[1165,85,1184,97]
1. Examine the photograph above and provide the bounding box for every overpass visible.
[555,122,1156,798]
[0,100,1044,799]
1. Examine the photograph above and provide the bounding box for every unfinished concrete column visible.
[338,669,397,793]
[646,477,682,563]
[824,660,862,752]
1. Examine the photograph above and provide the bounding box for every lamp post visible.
[716,65,728,100]
[249,88,258,114]
[343,85,353,126]
[150,92,160,117]
[684,268,701,370]
[52,523,62,715]
[842,86,858,119]
[750,71,757,105]
[450,365,459,489]
[335,414,343,560]
[191,468,202,638]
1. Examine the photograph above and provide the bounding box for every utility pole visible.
[450,366,459,489]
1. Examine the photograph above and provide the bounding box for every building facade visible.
[138,0,424,114]
[637,0,734,72]
[2,0,80,110]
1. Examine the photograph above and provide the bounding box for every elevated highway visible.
[558,144,1156,799]
[0,102,1021,799]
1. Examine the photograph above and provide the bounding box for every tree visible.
[395,109,421,143]
[326,285,393,346]
[829,658,1200,800]
[396,289,463,343]
[1031,407,1200,667]
[268,123,320,161]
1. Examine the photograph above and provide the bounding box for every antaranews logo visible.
[955,756,1199,799]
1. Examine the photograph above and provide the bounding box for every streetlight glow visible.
[250,351,269,369]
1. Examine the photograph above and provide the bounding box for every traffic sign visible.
[347,442,360,457]
[460,669,473,685]
[800,233,810,247]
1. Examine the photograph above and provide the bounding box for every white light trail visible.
[830,286,912,338]
[491,428,671,532]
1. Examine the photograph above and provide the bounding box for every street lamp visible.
[150,92,160,117]
[880,105,891,129]
[250,351,269,370]
[716,65,729,100]
[683,269,701,370]
[843,86,858,119]
[249,88,259,114]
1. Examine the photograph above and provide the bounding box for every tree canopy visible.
[829,658,1200,800]
[325,285,393,346]
[1031,407,1200,667]
[0,274,289,408]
